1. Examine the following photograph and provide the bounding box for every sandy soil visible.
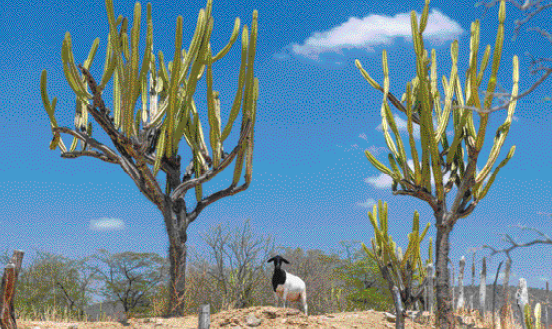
[17,306,489,329]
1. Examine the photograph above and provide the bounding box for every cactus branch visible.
[171,120,253,202]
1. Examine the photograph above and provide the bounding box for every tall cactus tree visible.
[40,0,259,316]
[354,0,518,327]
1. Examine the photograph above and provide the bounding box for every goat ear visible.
[267,257,275,263]
[282,257,290,264]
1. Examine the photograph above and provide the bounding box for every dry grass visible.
[14,304,537,328]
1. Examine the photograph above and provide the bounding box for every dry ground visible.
[18,306,492,329]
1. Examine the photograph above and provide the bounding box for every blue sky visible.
[1,0,551,299]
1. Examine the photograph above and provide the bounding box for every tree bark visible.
[435,218,455,328]
[166,232,187,317]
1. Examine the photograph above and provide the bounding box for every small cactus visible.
[524,302,543,329]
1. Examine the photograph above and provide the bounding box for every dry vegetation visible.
[2,220,548,329]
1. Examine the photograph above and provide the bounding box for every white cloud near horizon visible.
[357,198,377,208]
[89,217,126,232]
[277,9,464,60]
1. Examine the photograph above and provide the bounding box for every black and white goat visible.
[267,255,308,315]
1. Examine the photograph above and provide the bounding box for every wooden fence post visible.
[198,304,210,329]
[0,250,24,329]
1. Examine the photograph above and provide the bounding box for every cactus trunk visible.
[166,231,188,316]
[435,217,454,328]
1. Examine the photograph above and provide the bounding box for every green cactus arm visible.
[105,0,121,55]
[139,3,153,85]
[476,55,518,184]
[153,124,167,176]
[474,145,515,201]
[483,0,506,113]
[206,47,222,167]
[113,70,122,129]
[418,0,430,34]
[244,78,259,184]
[412,210,420,232]
[194,157,204,202]
[445,105,470,166]
[380,51,397,152]
[120,22,130,62]
[380,201,388,240]
[181,18,212,133]
[368,206,385,249]
[419,222,431,242]
[354,59,382,91]
[193,112,210,172]
[221,25,249,142]
[380,51,410,180]
[405,83,422,185]
[232,143,246,185]
[99,34,117,90]
[213,17,240,63]
[467,20,480,91]
[535,303,542,329]
[140,71,148,124]
[61,33,92,101]
[401,232,418,268]
[41,71,67,152]
[164,15,184,158]
[83,38,100,71]
[411,22,445,200]
[364,149,395,178]
[477,44,492,86]
[475,0,505,153]
[241,10,258,130]
[388,153,403,186]
[434,41,458,141]
[430,49,442,120]
[410,15,433,193]
[524,304,534,329]
[180,9,207,84]
[123,2,140,136]
[157,51,169,88]
[361,242,376,261]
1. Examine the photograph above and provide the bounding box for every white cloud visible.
[376,113,421,139]
[367,145,388,155]
[365,173,394,189]
[357,198,377,208]
[89,217,126,232]
[287,9,464,60]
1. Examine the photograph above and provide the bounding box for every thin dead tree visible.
[40,0,259,316]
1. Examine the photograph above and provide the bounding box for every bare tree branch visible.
[171,120,253,202]
[483,212,552,259]
[52,126,120,163]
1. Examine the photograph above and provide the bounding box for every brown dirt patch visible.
[18,306,488,328]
